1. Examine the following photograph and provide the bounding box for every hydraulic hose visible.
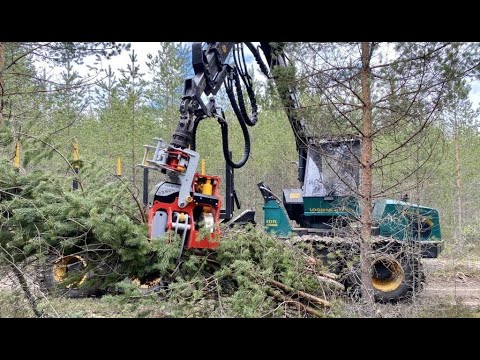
[217,114,250,169]
[222,72,254,168]
[244,42,270,77]
[229,66,258,126]
[244,85,258,125]
[234,69,258,126]
[191,116,205,151]
[192,104,250,169]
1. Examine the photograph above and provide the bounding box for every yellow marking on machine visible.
[289,192,301,199]
[202,176,213,213]
[202,179,213,196]
[266,219,278,227]
[424,217,434,227]
[309,208,342,212]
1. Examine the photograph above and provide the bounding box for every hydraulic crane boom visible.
[170,42,234,149]
[170,42,310,181]
[258,42,310,186]
[140,41,312,255]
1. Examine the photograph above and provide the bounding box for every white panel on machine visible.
[152,211,168,239]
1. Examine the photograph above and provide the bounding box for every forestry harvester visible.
[139,42,443,302]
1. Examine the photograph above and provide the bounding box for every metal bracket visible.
[176,149,199,208]
[139,138,200,209]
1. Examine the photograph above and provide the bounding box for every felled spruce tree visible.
[1,157,337,317]
[0,160,180,291]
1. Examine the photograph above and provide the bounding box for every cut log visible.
[316,276,345,291]
[267,289,326,318]
[267,278,331,308]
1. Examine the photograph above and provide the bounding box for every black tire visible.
[37,255,97,299]
[341,253,424,303]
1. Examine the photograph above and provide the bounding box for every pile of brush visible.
[0,161,344,317]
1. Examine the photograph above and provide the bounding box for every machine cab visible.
[283,139,361,229]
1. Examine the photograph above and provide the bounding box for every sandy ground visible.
[422,257,480,307]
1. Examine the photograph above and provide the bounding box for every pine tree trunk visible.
[454,118,463,242]
[131,51,137,185]
[132,100,136,184]
[0,42,4,127]
[359,42,375,312]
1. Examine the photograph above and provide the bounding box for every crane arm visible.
[170,42,310,185]
[259,42,310,186]
[170,42,235,149]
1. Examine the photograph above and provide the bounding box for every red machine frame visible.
[148,173,222,249]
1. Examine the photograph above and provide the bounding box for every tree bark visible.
[266,289,326,318]
[359,42,375,312]
[453,115,464,242]
[131,50,137,185]
[0,42,4,127]
[131,97,136,184]
[267,278,331,307]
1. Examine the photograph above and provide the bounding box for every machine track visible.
[290,234,395,246]
[287,233,426,302]
[288,234,411,258]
